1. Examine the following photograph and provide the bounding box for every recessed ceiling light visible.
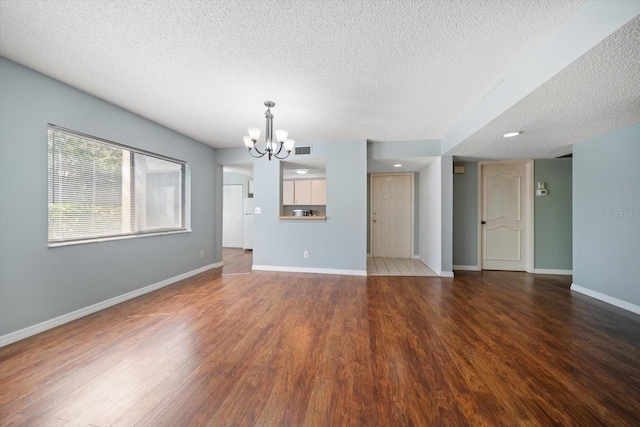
[393,164,402,168]
[503,131,522,138]
[295,169,309,174]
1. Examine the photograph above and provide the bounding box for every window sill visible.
[48,229,191,248]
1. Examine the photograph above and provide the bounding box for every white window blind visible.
[48,125,186,245]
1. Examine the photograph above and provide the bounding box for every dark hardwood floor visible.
[1,251,639,426]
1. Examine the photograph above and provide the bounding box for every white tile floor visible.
[367,257,438,276]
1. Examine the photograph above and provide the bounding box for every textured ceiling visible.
[450,15,640,160]
[0,0,586,152]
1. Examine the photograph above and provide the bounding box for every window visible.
[48,125,187,246]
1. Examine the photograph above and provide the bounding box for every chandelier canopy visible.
[243,101,295,160]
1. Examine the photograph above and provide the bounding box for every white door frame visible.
[477,161,534,273]
[369,173,414,258]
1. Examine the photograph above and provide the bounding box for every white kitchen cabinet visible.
[283,179,326,205]
[311,180,326,205]
[283,180,295,205]
[294,180,312,205]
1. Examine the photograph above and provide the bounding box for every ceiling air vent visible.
[294,146,312,156]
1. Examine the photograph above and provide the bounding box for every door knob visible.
[481,221,486,224]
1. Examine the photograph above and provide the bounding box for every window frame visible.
[47,124,190,247]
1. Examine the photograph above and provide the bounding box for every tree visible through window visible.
[48,126,186,245]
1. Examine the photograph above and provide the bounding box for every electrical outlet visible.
[200,250,204,258]
[303,251,309,258]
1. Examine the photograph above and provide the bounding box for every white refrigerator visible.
[242,198,254,250]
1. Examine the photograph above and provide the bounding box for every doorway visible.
[479,161,534,272]
[370,173,413,258]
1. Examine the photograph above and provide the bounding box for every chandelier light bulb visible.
[284,139,295,152]
[275,129,289,143]
[248,127,261,141]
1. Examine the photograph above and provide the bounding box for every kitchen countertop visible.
[278,215,327,221]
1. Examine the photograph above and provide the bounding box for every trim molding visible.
[534,268,572,275]
[453,265,481,271]
[252,265,367,276]
[440,271,455,278]
[413,255,420,260]
[571,284,640,315]
[0,262,223,348]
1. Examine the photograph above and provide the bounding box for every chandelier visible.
[243,101,295,160]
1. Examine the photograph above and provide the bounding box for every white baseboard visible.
[534,268,572,275]
[440,271,454,278]
[252,265,367,277]
[571,284,640,315]
[0,262,222,348]
[453,265,481,271]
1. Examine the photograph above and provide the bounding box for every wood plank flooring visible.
[1,251,639,426]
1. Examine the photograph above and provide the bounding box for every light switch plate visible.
[254,207,261,214]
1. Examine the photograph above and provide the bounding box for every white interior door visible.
[481,163,528,271]
[223,185,243,248]
[371,174,413,258]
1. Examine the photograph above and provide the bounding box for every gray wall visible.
[0,57,218,336]
[453,162,478,266]
[369,139,441,159]
[573,123,640,306]
[440,156,453,274]
[534,159,572,270]
[252,140,368,272]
